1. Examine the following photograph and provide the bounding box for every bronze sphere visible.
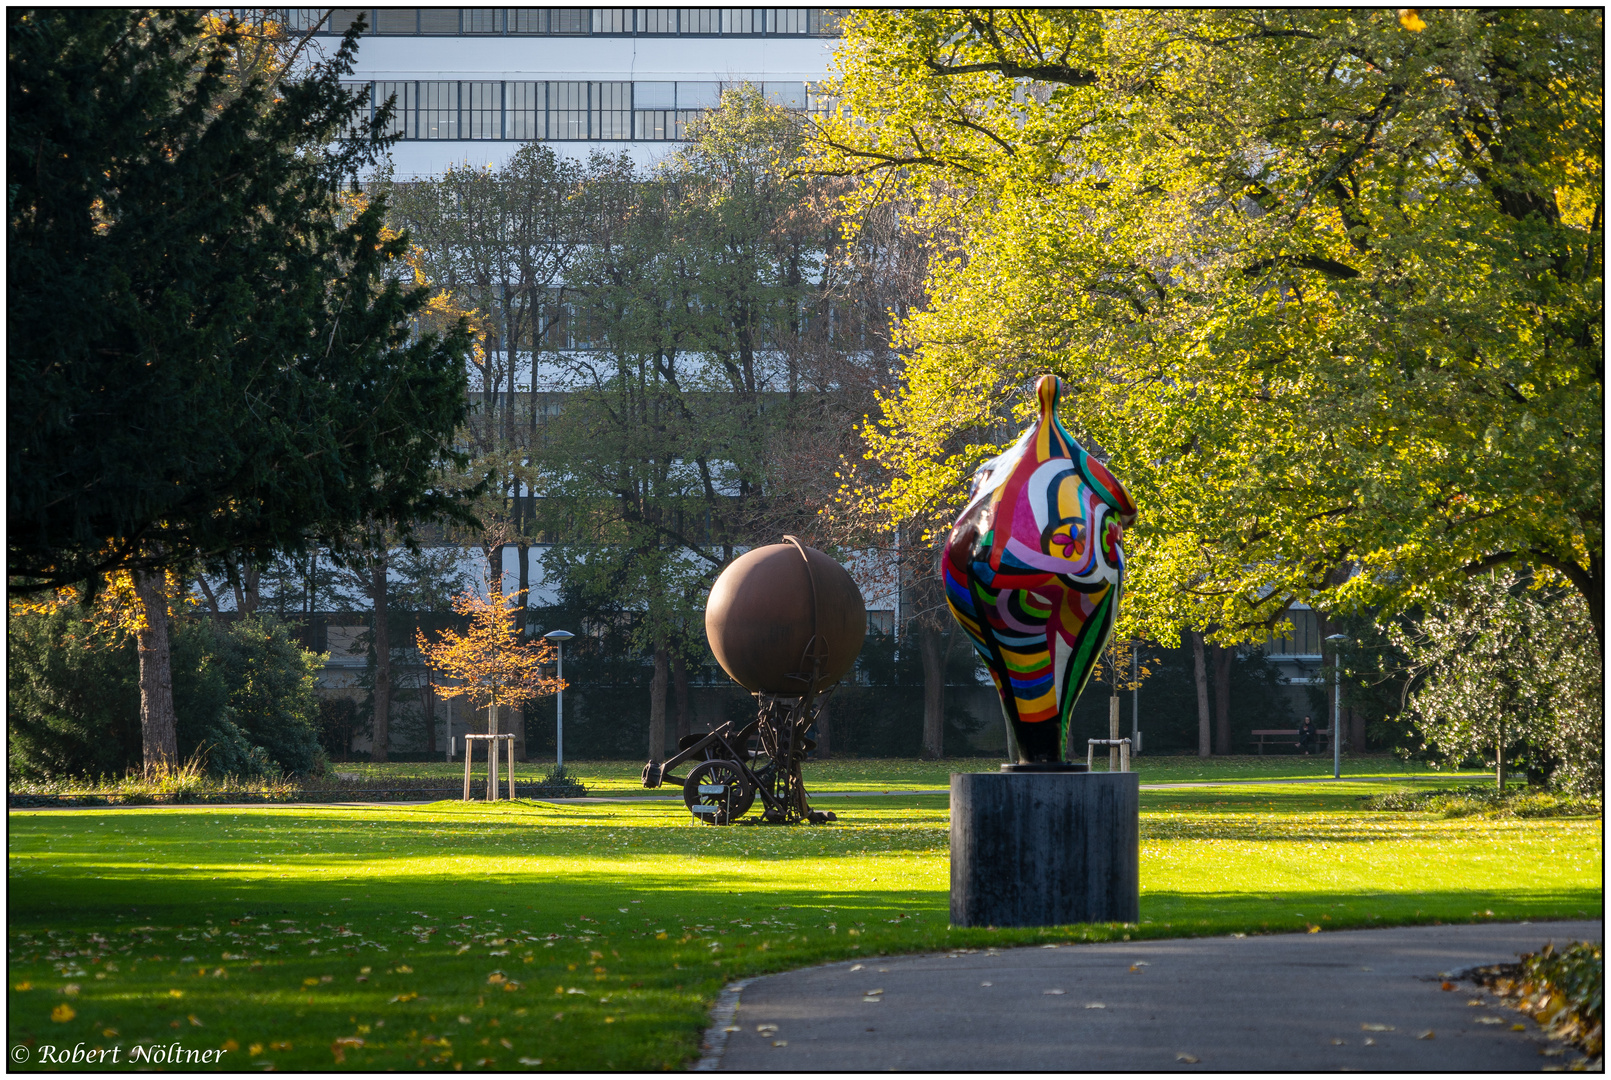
[705,538,867,695]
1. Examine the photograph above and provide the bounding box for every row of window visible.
[291,8,840,36]
[351,79,826,141]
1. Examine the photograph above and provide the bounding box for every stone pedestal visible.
[950,771,1139,928]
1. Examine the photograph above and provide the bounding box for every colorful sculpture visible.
[943,375,1138,764]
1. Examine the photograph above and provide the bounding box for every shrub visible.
[7,607,325,781]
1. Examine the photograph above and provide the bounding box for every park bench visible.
[1250,728,1331,755]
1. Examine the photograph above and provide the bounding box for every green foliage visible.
[1387,571,1602,795]
[209,616,326,776]
[1362,784,1601,818]
[8,9,474,595]
[6,609,324,780]
[814,9,1603,646]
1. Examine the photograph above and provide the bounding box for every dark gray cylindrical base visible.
[950,771,1139,928]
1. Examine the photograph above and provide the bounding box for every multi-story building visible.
[290,7,844,175]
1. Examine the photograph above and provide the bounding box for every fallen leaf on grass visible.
[189,1014,204,1027]
[395,965,412,974]
[221,1039,238,1052]
[1306,925,1321,934]
[517,1058,542,1066]
[13,982,31,991]
[389,992,418,1003]
[249,1044,264,1057]
[51,1004,75,1022]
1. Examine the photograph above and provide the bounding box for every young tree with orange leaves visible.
[415,589,563,743]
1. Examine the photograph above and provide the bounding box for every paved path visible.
[707,920,1602,1072]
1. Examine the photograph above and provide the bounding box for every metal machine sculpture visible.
[942,375,1138,765]
[642,536,866,824]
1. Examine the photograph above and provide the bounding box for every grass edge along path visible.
[7,782,1602,1071]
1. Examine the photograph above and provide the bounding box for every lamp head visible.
[544,630,575,642]
[1324,633,1349,644]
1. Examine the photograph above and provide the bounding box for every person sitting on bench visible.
[1296,715,1317,755]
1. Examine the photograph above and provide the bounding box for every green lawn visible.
[333,754,1468,794]
[8,780,1599,1071]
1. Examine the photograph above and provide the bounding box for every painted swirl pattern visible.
[942,375,1137,763]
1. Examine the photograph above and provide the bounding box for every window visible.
[551,8,588,33]
[507,8,547,33]
[591,8,630,33]
[769,7,808,34]
[675,81,721,109]
[338,81,372,138]
[679,7,719,33]
[550,81,589,139]
[638,8,676,32]
[375,80,416,139]
[418,81,458,139]
[764,81,806,108]
[322,7,370,33]
[465,81,501,138]
[462,8,502,32]
[721,7,762,33]
[419,8,460,32]
[807,7,840,35]
[374,8,418,34]
[506,81,544,140]
[596,81,631,139]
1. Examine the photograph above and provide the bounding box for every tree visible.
[415,589,561,744]
[810,9,1602,657]
[9,10,475,766]
[10,8,475,591]
[1387,571,1600,795]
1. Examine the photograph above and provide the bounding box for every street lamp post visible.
[544,630,575,772]
[1325,632,1349,780]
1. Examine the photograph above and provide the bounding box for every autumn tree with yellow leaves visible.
[415,590,563,742]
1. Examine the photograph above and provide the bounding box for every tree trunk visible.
[1496,718,1507,791]
[1191,629,1211,758]
[422,677,437,754]
[132,569,179,773]
[1348,704,1366,756]
[649,642,669,760]
[1212,643,1233,755]
[919,624,946,760]
[516,541,531,634]
[673,651,691,745]
[1109,689,1121,771]
[370,553,391,763]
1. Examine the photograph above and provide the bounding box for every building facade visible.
[291,7,843,174]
